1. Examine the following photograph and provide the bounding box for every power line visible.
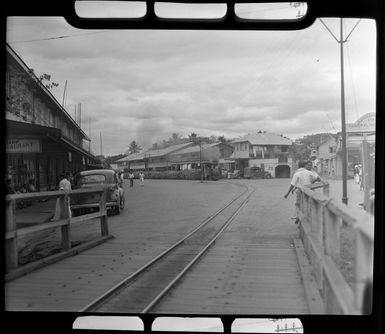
[8,30,109,44]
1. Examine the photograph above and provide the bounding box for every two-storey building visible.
[5,44,98,191]
[228,132,293,178]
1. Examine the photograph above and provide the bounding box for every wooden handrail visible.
[298,183,374,314]
[5,186,106,202]
[5,187,109,273]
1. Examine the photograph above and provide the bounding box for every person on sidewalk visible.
[119,172,124,186]
[139,172,145,187]
[128,171,134,187]
[284,160,322,224]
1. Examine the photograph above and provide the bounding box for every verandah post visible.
[6,198,18,271]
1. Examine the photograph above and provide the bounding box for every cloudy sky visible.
[6,3,376,156]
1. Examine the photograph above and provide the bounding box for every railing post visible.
[60,193,71,251]
[354,226,374,313]
[99,188,109,236]
[6,199,18,271]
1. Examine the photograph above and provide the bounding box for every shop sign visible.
[6,139,42,153]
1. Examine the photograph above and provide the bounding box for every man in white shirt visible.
[284,160,321,224]
[59,172,72,192]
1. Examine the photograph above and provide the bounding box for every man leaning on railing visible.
[284,160,322,224]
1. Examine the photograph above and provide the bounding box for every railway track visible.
[80,182,256,313]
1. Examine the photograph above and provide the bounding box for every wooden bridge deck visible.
[5,179,324,314]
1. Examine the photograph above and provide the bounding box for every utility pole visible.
[88,117,91,152]
[100,132,103,156]
[339,18,348,205]
[62,80,67,106]
[319,18,361,205]
[78,103,82,128]
[199,138,203,183]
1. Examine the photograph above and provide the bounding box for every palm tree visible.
[127,140,142,154]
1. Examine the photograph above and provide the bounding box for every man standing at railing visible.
[59,172,72,192]
[53,172,72,221]
[284,160,322,224]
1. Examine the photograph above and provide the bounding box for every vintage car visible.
[71,169,125,216]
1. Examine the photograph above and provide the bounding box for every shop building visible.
[5,44,99,191]
[168,142,234,171]
[115,142,234,173]
[228,132,293,178]
[316,113,376,179]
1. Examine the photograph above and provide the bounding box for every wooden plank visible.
[5,235,114,282]
[71,212,103,224]
[16,219,67,237]
[293,238,324,314]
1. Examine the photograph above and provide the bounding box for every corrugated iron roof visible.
[170,142,227,155]
[230,133,292,146]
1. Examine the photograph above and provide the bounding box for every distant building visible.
[228,132,293,178]
[169,142,234,170]
[115,142,234,173]
[316,113,375,178]
[317,135,338,176]
[116,143,194,172]
[5,44,98,191]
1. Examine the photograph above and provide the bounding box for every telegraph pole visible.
[199,137,203,183]
[100,132,103,156]
[339,18,348,205]
[319,18,361,205]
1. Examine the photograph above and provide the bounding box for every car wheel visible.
[115,202,121,215]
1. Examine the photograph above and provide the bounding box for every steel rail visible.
[79,181,251,312]
[140,187,255,313]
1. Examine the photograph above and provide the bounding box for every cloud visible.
[6,17,376,155]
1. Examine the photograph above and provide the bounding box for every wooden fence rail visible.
[5,186,110,276]
[299,182,374,314]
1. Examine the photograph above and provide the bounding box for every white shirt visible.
[59,178,72,191]
[290,168,319,188]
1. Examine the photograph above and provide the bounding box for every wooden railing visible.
[5,186,110,277]
[298,181,374,314]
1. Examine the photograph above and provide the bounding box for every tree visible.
[127,140,142,154]
[6,66,59,122]
[104,154,127,166]
[218,135,227,143]
[36,72,59,90]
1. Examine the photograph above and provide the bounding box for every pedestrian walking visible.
[128,171,134,187]
[358,164,364,190]
[139,172,145,186]
[354,165,360,184]
[120,172,124,186]
[284,160,322,224]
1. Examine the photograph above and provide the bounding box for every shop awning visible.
[59,136,97,160]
